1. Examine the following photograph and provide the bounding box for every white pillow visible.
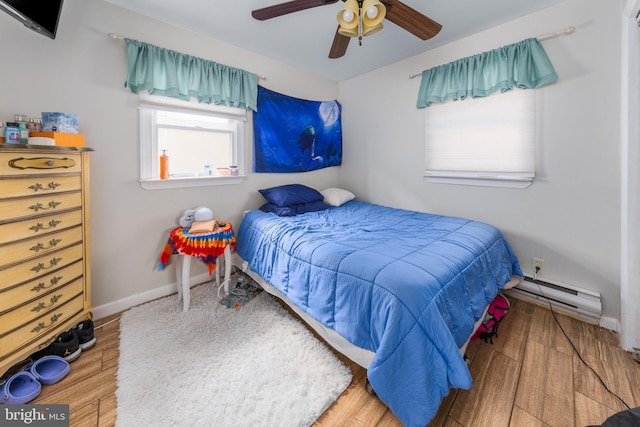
[320,188,355,207]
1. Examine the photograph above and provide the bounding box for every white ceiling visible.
[103,0,570,81]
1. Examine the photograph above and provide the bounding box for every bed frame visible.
[234,253,521,370]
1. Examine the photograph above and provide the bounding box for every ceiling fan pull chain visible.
[358,4,363,45]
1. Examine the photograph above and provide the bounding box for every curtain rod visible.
[408,26,575,79]
[107,33,267,80]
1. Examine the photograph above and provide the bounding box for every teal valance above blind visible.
[416,38,558,108]
[124,39,258,111]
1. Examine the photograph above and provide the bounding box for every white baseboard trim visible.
[91,273,211,320]
[92,273,624,346]
[599,315,620,334]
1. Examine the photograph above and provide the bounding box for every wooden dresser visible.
[0,145,92,376]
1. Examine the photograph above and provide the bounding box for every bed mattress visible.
[236,200,523,426]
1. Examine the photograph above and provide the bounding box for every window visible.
[424,88,536,188]
[138,94,246,190]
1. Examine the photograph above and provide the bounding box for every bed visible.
[234,186,523,427]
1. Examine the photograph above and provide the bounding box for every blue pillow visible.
[260,203,297,217]
[296,200,330,214]
[258,184,324,207]
[260,200,329,217]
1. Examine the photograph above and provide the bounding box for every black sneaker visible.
[72,319,96,350]
[32,330,81,363]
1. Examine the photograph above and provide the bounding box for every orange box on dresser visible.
[30,132,84,147]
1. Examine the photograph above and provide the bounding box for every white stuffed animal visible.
[193,207,214,221]
[179,207,213,227]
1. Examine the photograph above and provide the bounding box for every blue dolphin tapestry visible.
[253,86,342,172]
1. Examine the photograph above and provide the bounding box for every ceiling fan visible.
[251,0,442,59]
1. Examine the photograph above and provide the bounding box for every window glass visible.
[138,94,246,189]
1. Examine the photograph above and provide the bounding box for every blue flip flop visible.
[26,355,70,385]
[0,371,41,404]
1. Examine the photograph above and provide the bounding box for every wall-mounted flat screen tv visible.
[0,0,64,39]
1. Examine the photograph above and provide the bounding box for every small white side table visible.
[158,221,235,312]
[176,244,232,311]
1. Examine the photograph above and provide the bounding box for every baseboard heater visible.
[505,276,602,323]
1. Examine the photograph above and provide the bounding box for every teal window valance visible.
[124,39,258,111]
[416,38,558,108]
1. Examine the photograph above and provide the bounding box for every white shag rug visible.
[116,283,352,427]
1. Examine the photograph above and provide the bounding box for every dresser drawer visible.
[0,209,82,244]
[0,260,83,313]
[0,191,82,223]
[0,244,84,292]
[0,175,82,199]
[0,295,84,359]
[0,278,84,336]
[0,226,83,267]
[0,153,82,176]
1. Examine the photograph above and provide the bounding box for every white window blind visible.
[424,88,536,188]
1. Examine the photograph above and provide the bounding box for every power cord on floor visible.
[532,265,631,410]
[94,317,119,329]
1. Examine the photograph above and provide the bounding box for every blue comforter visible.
[236,201,522,426]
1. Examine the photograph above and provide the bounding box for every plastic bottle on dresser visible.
[15,114,29,144]
[160,150,169,179]
[27,117,42,133]
[5,122,21,144]
[0,122,5,143]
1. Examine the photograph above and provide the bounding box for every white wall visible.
[1,0,629,327]
[0,0,340,314]
[338,0,623,321]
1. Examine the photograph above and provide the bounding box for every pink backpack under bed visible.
[471,291,510,344]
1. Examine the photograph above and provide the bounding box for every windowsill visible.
[423,173,533,189]
[139,175,245,190]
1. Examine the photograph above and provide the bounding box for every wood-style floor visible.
[26,295,640,427]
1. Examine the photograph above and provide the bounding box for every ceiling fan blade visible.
[329,28,350,59]
[383,0,442,40]
[252,0,339,21]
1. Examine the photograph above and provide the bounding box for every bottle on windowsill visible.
[160,150,169,179]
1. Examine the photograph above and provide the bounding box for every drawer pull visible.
[31,313,63,333]
[31,276,63,292]
[29,219,62,232]
[30,238,62,253]
[31,257,62,273]
[9,157,76,170]
[28,182,62,192]
[31,294,63,313]
[29,201,62,212]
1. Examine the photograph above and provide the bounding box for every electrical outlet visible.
[533,257,545,275]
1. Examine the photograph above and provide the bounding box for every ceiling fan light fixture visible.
[362,22,383,36]
[337,0,360,30]
[361,0,386,27]
[342,9,355,23]
[338,26,359,38]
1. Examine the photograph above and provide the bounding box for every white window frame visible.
[423,88,537,189]
[138,93,247,190]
